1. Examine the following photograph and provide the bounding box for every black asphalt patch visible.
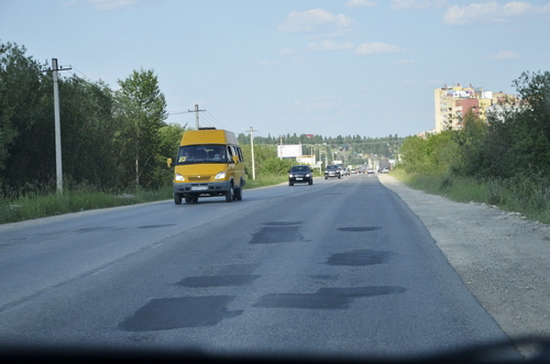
[137,224,176,229]
[254,286,406,310]
[249,225,305,244]
[264,221,302,226]
[119,296,243,331]
[254,293,349,309]
[326,249,392,266]
[318,286,406,297]
[176,275,260,287]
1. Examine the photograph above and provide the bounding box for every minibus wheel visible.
[234,187,242,201]
[225,185,234,202]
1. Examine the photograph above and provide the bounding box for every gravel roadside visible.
[378,174,550,342]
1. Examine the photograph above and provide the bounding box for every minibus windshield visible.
[176,145,228,164]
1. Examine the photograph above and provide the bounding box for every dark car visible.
[288,165,313,186]
[324,164,342,179]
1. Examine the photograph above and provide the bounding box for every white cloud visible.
[486,50,520,60]
[90,0,137,10]
[307,40,355,51]
[345,0,376,7]
[277,9,354,33]
[443,1,549,25]
[391,0,447,10]
[355,42,403,55]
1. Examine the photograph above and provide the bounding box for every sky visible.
[1,0,549,139]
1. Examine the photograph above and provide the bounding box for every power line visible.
[204,110,229,130]
[71,66,99,83]
[167,109,229,130]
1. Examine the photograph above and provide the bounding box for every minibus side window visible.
[226,146,233,162]
[236,146,244,162]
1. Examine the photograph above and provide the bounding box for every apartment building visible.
[434,84,517,133]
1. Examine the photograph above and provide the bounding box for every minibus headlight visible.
[215,171,226,179]
[175,173,185,181]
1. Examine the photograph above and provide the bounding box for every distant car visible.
[335,164,347,177]
[367,168,374,174]
[325,165,342,179]
[288,165,313,186]
[381,167,390,174]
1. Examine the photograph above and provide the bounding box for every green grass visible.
[244,175,288,189]
[0,175,291,225]
[390,168,550,224]
[0,187,173,225]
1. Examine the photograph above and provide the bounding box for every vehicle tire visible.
[234,187,242,201]
[309,179,313,185]
[325,176,328,180]
[174,193,182,205]
[289,181,294,186]
[338,175,341,179]
[225,185,234,202]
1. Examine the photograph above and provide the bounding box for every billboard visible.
[296,155,315,165]
[277,144,303,158]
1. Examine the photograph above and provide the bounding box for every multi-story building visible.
[434,84,517,133]
[485,93,525,123]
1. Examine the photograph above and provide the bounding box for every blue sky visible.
[1,0,549,138]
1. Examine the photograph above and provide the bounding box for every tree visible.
[0,41,51,194]
[155,123,188,185]
[450,110,487,176]
[399,132,458,175]
[509,71,550,174]
[240,144,276,178]
[114,69,167,188]
[56,75,119,189]
[472,71,550,179]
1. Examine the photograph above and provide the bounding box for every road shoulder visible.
[378,174,550,340]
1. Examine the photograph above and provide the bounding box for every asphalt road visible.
[0,174,513,359]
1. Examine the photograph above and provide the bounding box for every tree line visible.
[398,71,550,186]
[237,133,401,158]
[0,40,404,199]
[0,41,185,197]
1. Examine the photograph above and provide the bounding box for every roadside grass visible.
[0,174,291,225]
[0,187,173,225]
[243,170,322,189]
[390,168,550,224]
[244,175,288,189]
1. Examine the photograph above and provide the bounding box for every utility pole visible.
[279,135,283,160]
[46,58,71,194]
[188,104,205,129]
[248,126,258,180]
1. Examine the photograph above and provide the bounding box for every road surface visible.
[0,174,513,359]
